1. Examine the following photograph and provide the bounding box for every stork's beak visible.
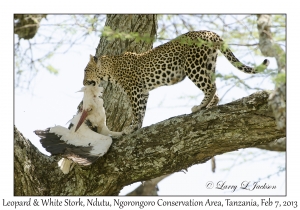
[75,110,88,132]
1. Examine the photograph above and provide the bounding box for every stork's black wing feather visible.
[34,128,70,155]
[34,128,100,166]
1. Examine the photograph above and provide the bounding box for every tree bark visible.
[94,14,157,132]
[14,90,285,195]
[96,15,165,195]
[126,174,170,196]
[256,15,286,156]
[14,14,47,40]
[255,137,286,152]
[257,15,286,73]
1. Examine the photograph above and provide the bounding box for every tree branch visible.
[14,90,285,195]
[14,14,47,39]
[126,174,170,196]
[255,137,286,152]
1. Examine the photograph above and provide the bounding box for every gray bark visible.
[255,137,286,152]
[95,14,162,195]
[94,14,157,132]
[127,174,170,196]
[14,90,285,195]
[257,14,286,73]
[257,15,286,148]
[268,82,286,131]
[14,14,47,39]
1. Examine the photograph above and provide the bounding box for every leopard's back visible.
[107,31,230,92]
[83,30,269,133]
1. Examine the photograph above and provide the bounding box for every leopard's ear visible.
[89,54,97,64]
[93,56,98,63]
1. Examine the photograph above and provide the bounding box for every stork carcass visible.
[34,85,123,174]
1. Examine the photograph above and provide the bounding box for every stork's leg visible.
[100,126,123,137]
[69,161,76,172]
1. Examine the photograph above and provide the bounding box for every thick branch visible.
[126,174,170,196]
[14,90,285,195]
[255,137,286,152]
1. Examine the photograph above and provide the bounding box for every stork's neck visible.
[86,107,106,132]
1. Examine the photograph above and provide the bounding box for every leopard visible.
[83,30,269,134]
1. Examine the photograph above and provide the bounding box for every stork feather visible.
[34,85,123,174]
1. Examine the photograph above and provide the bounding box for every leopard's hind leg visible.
[185,45,219,112]
[191,82,217,112]
[206,93,219,109]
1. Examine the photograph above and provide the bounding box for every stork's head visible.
[75,85,104,132]
[83,54,106,86]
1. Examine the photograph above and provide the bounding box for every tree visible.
[14,14,286,195]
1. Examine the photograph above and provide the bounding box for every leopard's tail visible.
[220,46,269,74]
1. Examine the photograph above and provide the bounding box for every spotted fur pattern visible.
[83,30,269,133]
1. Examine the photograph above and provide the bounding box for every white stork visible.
[34,85,123,174]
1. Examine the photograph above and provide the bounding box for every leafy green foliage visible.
[46,65,59,75]
[101,26,154,43]
[272,72,286,86]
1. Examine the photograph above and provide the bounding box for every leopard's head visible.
[83,55,104,86]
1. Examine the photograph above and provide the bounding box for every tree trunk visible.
[256,15,286,155]
[95,14,157,132]
[257,15,286,73]
[14,90,285,195]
